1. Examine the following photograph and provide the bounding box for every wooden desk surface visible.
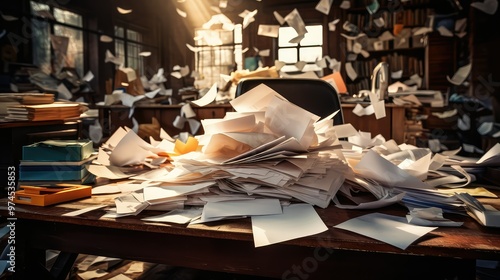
[3,192,500,279]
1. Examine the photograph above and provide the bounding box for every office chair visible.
[235,77,344,125]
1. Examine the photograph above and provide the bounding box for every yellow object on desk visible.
[13,184,92,206]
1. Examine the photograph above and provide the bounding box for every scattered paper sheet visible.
[328,19,340,31]
[334,212,437,250]
[273,11,286,25]
[340,0,351,9]
[62,205,107,217]
[117,7,132,14]
[284,9,308,43]
[471,0,498,15]
[406,207,463,227]
[192,83,217,107]
[241,9,258,29]
[252,203,328,247]
[447,63,471,85]
[354,150,430,189]
[315,0,334,15]
[258,24,280,38]
[201,198,283,222]
[346,62,358,81]
[176,8,187,18]
[142,208,203,224]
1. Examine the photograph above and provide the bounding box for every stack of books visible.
[0,93,54,117]
[6,101,82,121]
[19,139,96,185]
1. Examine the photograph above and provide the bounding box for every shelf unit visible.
[341,0,434,94]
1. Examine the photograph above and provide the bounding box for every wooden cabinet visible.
[99,103,410,144]
[342,103,411,144]
[98,104,233,139]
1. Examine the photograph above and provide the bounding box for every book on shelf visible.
[6,101,81,121]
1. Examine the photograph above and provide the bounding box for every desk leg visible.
[49,252,78,280]
[16,220,77,280]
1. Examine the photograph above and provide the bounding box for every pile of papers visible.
[84,83,500,248]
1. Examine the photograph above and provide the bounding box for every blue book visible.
[22,139,94,162]
[19,165,89,181]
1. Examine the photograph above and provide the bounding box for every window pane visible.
[127,42,143,74]
[115,39,125,63]
[31,19,51,74]
[299,46,322,63]
[115,26,124,38]
[278,26,298,47]
[234,24,242,44]
[300,25,323,46]
[54,25,84,76]
[127,29,142,42]
[278,48,298,63]
[31,1,51,73]
[30,1,49,13]
[195,29,233,46]
[54,8,82,27]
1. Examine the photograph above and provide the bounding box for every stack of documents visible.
[6,101,82,121]
[19,140,96,185]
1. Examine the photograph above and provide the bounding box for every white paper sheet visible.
[334,212,437,250]
[252,203,327,247]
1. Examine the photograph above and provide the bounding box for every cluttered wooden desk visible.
[97,103,412,144]
[3,191,500,280]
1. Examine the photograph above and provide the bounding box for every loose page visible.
[252,203,328,247]
[334,212,437,250]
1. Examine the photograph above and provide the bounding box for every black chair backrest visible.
[235,77,344,125]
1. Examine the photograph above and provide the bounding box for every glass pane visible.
[195,29,233,46]
[278,26,298,47]
[234,24,242,44]
[31,18,51,74]
[30,1,49,14]
[127,42,143,74]
[280,65,300,73]
[54,25,84,76]
[54,8,82,27]
[299,46,323,63]
[234,44,243,71]
[30,2,52,74]
[115,39,125,62]
[278,48,298,63]
[127,29,142,42]
[300,25,323,46]
[115,26,124,38]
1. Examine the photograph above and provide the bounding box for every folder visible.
[13,184,92,206]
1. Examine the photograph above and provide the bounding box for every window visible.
[194,24,242,88]
[31,1,84,76]
[278,25,323,73]
[114,26,144,75]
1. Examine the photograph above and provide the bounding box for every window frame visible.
[277,24,324,74]
[194,24,242,88]
[30,1,86,77]
[114,24,145,75]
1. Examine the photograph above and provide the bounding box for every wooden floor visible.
[66,254,279,280]
[64,254,500,280]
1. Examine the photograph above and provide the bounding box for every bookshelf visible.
[341,0,434,94]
